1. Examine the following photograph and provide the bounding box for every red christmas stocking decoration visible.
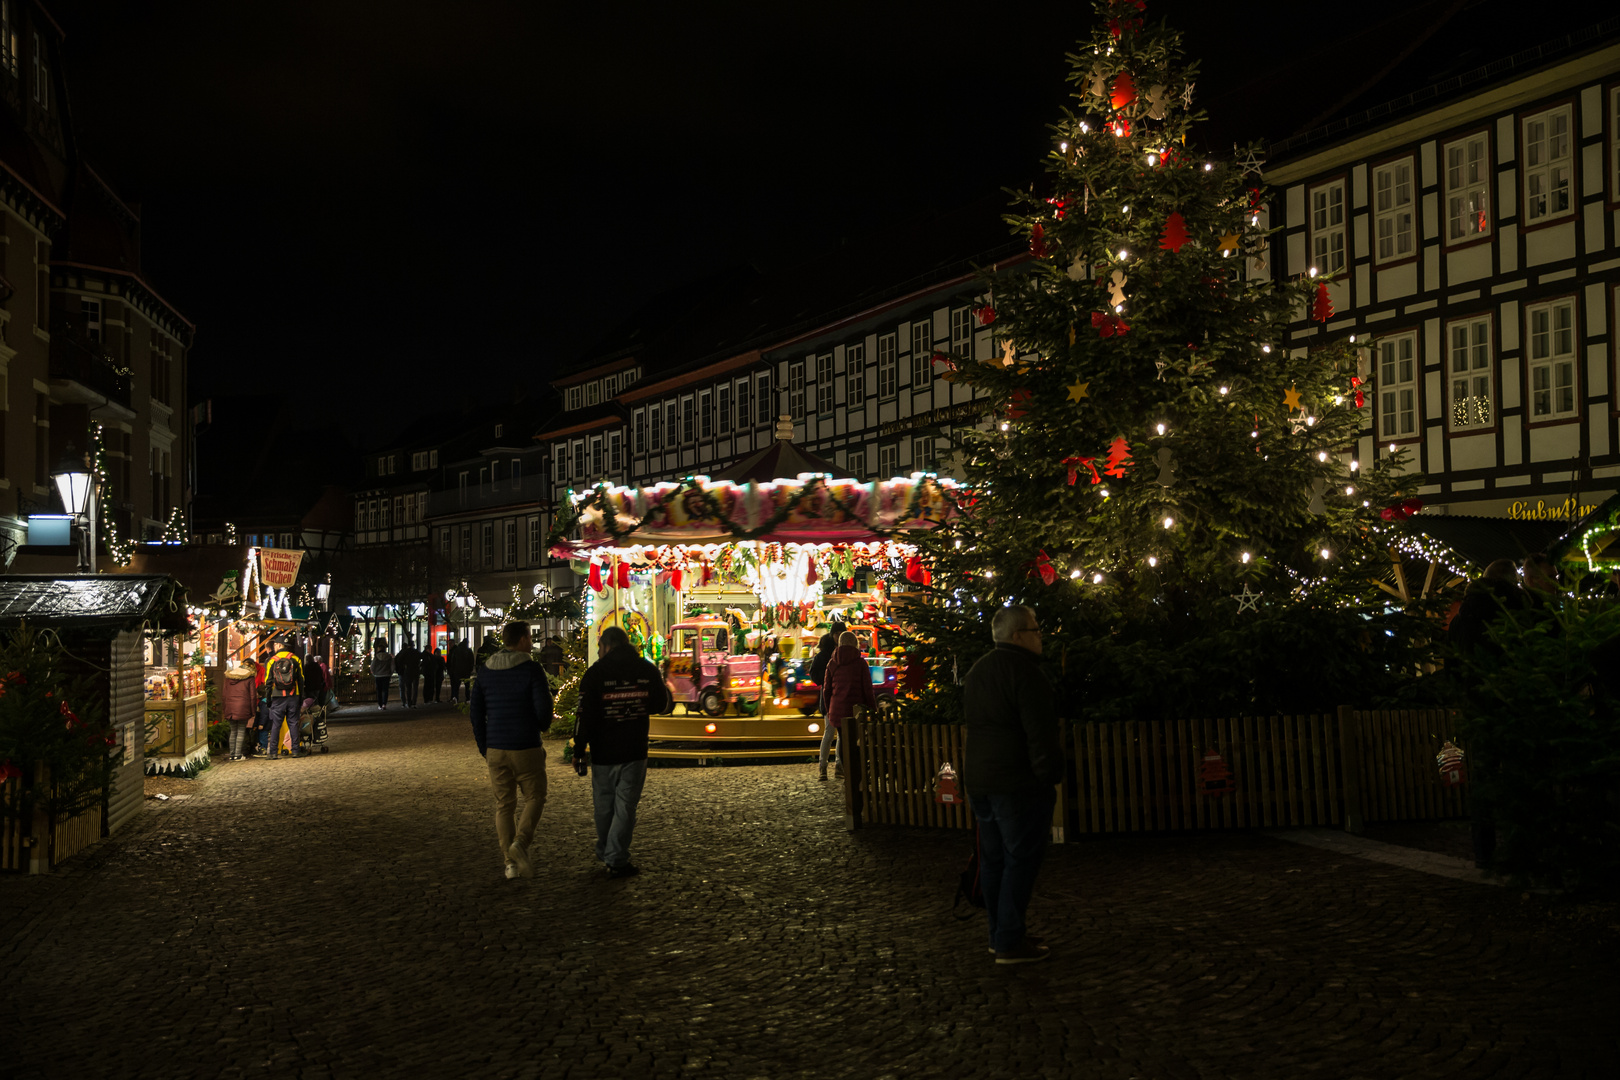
[588,561,604,592]
[615,560,630,589]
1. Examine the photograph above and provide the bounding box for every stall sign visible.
[259,548,305,588]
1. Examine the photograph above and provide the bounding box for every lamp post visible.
[50,445,99,574]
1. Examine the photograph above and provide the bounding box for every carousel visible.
[550,419,957,758]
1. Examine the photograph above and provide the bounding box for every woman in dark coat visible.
[817,631,876,782]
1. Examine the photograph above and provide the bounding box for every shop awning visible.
[0,574,189,633]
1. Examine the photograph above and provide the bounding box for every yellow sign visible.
[258,548,304,588]
[1508,497,1598,522]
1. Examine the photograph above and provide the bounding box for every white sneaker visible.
[504,863,519,880]
[507,840,533,878]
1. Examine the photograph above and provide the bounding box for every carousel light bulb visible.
[1092,573,1104,584]
[1163,516,1174,529]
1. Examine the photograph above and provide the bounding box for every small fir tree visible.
[903,0,1441,721]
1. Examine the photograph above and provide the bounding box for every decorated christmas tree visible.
[902,0,1442,721]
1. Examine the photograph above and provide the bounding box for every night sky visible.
[41,0,1615,450]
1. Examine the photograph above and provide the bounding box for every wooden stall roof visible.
[0,574,189,633]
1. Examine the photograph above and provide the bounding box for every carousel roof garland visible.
[549,471,961,557]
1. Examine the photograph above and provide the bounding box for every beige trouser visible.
[486,745,547,864]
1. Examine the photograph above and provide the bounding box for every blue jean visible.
[970,787,1057,953]
[265,696,303,755]
[591,758,649,870]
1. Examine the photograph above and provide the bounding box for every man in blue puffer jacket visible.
[469,621,553,881]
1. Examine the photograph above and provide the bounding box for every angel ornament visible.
[1154,447,1177,488]
[1144,83,1169,120]
[1307,477,1328,515]
[1107,269,1128,308]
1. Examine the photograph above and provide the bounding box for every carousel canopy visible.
[711,436,850,484]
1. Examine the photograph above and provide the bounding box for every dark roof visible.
[1402,515,1566,568]
[0,574,189,632]
[1255,3,1619,159]
[710,436,850,483]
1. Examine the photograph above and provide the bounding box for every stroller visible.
[298,697,331,754]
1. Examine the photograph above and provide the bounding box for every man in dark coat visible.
[476,631,502,665]
[573,625,673,879]
[469,622,553,880]
[538,636,567,678]
[395,638,423,709]
[962,605,1062,965]
[447,638,476,703]
[424,646,447,702]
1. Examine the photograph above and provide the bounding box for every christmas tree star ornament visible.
[1181,82,1196,108]
[1217,233,1240,255]
[1235,146,1265,176]
[1283,384,1303,411]
[1066,380,1090,403]
[1159,211,1189,252]
[1232,583,1262,613]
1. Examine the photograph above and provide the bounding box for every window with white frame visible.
[553,446,565,486]
[567,386,582,410]
[1612,88,1620,202]
[666,402,677,445]
[1523,105,1572,223]
[527,517,541,565]
[877,444,898,479]
[681,397,695,443]
[0,3,14,77]
[82,299,102,342]
[382,498,393,530]
[717,384,731,434]
[572,440,584,479]
[511,458,522,488]
[459,525,471,566]
[412,451,426,470]
[877,333,898,398]
[482,523,495,568]
[1309,179,1346,274]
[910,321,932,387]
[816,354,833,412]
[912,436,935,471]
[429,449,438,468]
[1377,332,1418,439]
[504,521,516,567]
[1526,298,1576,419]
[847,450,866,479]
[649,404,662,450]
[790,362,806,419]
[1447,317,1493,430]
[609,431,622,472]
[735,378,750,428]
[633,410,645,453]
[604,375,617,397]
[950,306,973,359]
[1373,160,1414,262]
[756,374,771,424]
[847,343,866,408]
[591,437,604,475]
[439,528,451,559]
[586,382,600,406]
[699,391,713,438]
[1444,133,1491,243]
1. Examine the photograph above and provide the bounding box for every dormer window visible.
[494,423,504,438]
[586,382,600,406]
[567,386,583,410]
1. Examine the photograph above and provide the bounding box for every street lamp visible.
[50,445,99,573]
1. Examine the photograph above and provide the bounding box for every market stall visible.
[142,628,209,774]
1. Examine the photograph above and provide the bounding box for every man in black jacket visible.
[963,605,1062,965]
[395,638,423,709]
[447,639,475,703]
[573,625,673,879]
[469,622,553,880]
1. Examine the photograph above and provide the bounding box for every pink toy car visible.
[663,619,763,718]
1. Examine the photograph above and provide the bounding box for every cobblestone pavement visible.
[2,703,1616,1079]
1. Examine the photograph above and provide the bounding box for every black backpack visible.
[953,825,986,919]
[270,655,299,693]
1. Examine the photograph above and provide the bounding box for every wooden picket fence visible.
[0,768,104,874]
[851,706,1468,836]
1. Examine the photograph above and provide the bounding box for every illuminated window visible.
[1447,317,1492,430]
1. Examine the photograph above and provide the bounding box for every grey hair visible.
[991,605,1037,643]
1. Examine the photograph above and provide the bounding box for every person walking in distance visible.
[448,638,475,703]
[818,630,875,782]
[963,606,1062,965]
[371,639,394,710]
[424,646,447,702]
[395,638,423,709]
[572,625,672,879]
[538,635,566,678]
[262,639,307,758]
[469,622,553,880]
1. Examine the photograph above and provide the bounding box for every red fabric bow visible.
[1028,550,1057,586]
[1092,311,1130,338]
[1007,388,1034,419]
[1063,456,1101,486]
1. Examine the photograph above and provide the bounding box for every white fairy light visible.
[1261,345,1271,354]
[1117,249,1128,260]
[1092,573,1104,584]
[1319,547,1332,559]
[1309,267,1318,277]
[1345,485,1355,495]
[1070,569,1082,579]
[1219,386,1229,395]
[1204,163,1213,171]
[1241,551,1251,563]
[1147,556,1158,567]
[1156,422,1166,435]
[1059,141,1069,152]
[1350,459,1359,471]
[1317,451,1328,462]
[1163,516,1174,529]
